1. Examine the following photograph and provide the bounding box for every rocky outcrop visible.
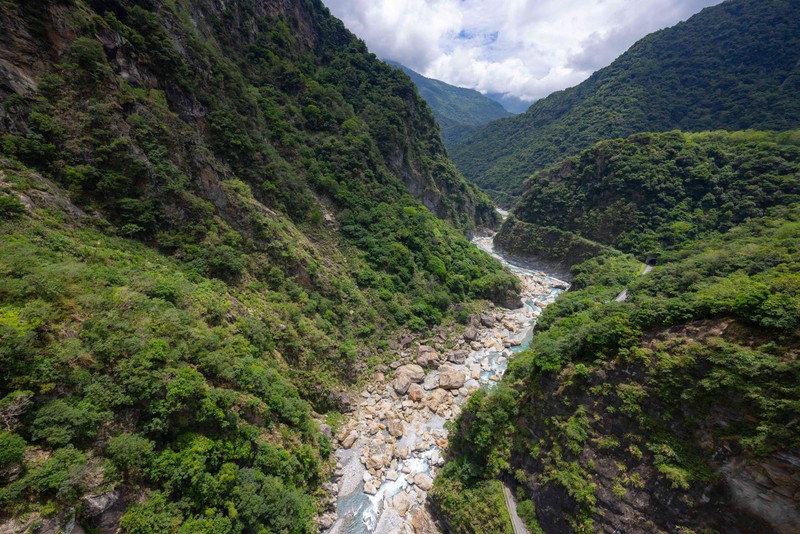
[720,453,800,533]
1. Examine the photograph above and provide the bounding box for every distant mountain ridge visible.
[450,0,800,203]
[484,92,532,114]
[386,61,513,146]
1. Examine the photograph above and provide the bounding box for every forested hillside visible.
[498,130,800,261]
[450,0,800,202]
[433,130,800,532]
[387,62,512,147]
[0,0,517,531]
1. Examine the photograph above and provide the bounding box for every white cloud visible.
[322,0,723,103]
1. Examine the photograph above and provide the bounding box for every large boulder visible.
[408,383,425,402]
[448,350,468,364]
[416,345,441,369]
[392,364,425,394]
[393,375,412,395]
[427,389,450,412]
[386,419,404,438]
[438,366,466,390]
[413,473,434,491]
[423,371,439,390]
[364,454,385,470]
[396,364,425,381]
[342,430,358,449]
[463,326,478,341]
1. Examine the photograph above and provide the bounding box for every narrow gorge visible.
[1,1,799,533]
[324,231,568,533]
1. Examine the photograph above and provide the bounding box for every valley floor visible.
[323,233,567,533]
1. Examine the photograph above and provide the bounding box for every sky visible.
[322,0,724,104]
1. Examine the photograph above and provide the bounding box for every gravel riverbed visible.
[322,235,567,533]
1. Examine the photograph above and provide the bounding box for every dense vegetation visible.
[0,165,326,533]
[509,130,800,260]
[450,0,800,202]
[0,0,517,530]
[387,61,512,147]
[434,131,800,531]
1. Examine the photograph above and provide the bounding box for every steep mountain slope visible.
[498,130,800,262]
[433,131,800,533]
[450,0,800,202]
[387,61,512,147]
[0,0,518,531]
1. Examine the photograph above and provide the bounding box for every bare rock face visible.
[391,491,412,516]
[392,364,425,394]
[416,345,441,369]
[319,513,336,530]
[438,366,466,390]
[83,491,120,518]
[410,508,439,533]
[319,423,333,438]
[720,452,800,533]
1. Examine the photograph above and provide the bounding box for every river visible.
[322,232,568,533]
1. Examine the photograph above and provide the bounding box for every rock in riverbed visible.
[438,366,466,390]
[392,364,425,394]
[325,240,568,533]
[416,345,441,368]
[413,473,434,491]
